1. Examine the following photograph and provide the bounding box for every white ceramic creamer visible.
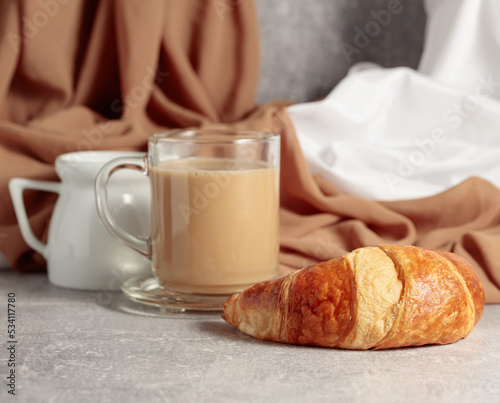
[9,151,151,290]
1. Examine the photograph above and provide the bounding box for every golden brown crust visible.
[374,245,475,349]
[222,276,286,341]
[222,258,356,346]
[222,245,485,350]
[432,249,485,325]
[282,258,356,347]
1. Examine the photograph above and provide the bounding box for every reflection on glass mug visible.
[95,130,280,311]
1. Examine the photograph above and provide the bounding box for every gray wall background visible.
[255,0,427,103]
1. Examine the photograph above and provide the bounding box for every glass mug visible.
[95,130,280,310]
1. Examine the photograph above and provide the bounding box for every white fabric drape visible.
[288,0,500,200]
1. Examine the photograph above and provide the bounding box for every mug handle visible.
[8,178,61,257]
[94,155,151,258]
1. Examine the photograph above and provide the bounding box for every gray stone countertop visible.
[1,270,499,403]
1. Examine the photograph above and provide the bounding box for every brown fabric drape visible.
[1,0,499,303]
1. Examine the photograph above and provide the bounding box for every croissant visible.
[222,244,485,350]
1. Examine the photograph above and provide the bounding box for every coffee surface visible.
[150,158,279,294]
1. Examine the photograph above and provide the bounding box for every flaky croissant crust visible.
[222,245,485,350]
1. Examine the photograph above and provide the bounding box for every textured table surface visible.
[1,270,499,403]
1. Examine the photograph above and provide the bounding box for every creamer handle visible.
[8,178,61,257]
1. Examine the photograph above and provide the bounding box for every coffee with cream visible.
[150,158,279,294]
